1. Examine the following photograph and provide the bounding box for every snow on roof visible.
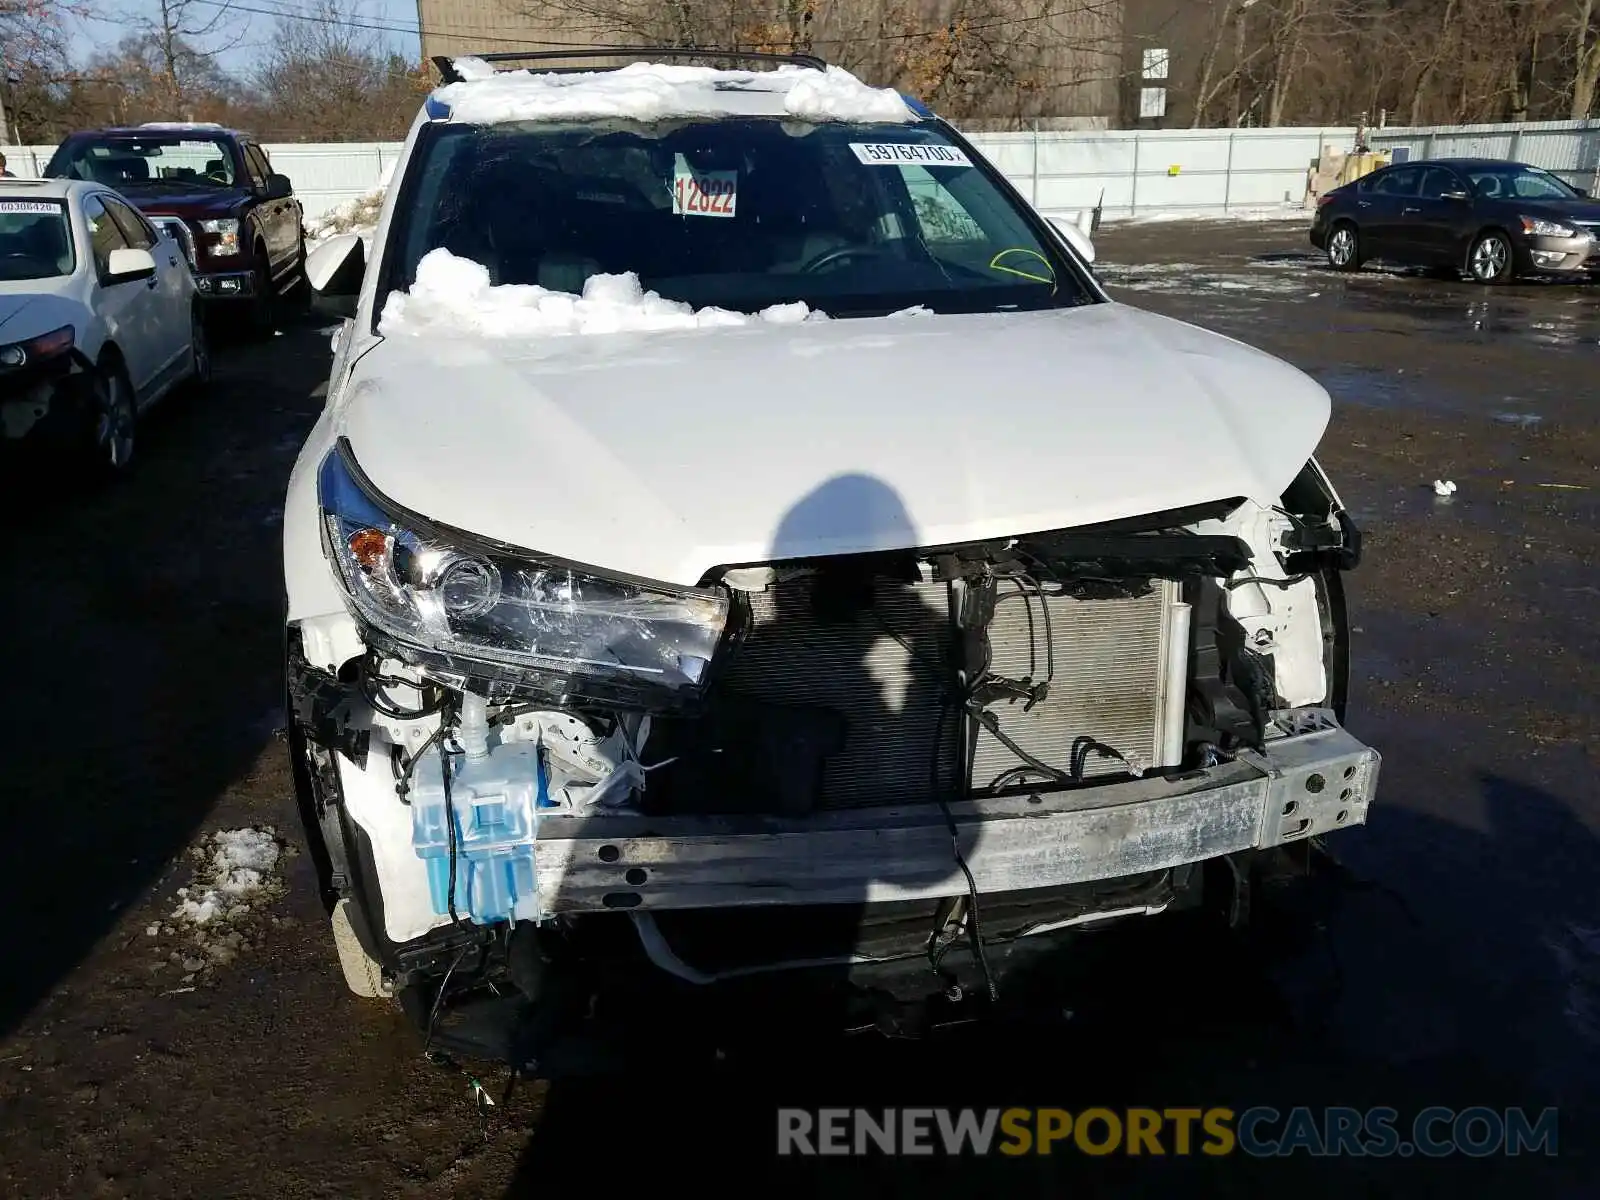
[137,121,228,130]
[379,248,822,339]
[433,60,914,126]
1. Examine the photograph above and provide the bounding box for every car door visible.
[82,194,160,397]
[1413,166,1472,265]
[246,143,293,274]
[1363,165,1424,261]
[103,194,189,383]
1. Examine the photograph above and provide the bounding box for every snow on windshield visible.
[437,60,913,126]
[379,247,822,338]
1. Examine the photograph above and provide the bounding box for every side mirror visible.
[1442,189,1472,201]
[1047,214,1096,265]
[306,232,365,319]
[265,173,293,200]
[104,246,157,285]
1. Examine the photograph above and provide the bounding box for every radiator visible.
[715,573,1181,810]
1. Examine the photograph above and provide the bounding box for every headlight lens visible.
[317,443,730,697]
[0,325,73,370]
[1521,216,1576,238]
[198,218,241,255]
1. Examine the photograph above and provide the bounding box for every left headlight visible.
[1521,216,1576,238]
[317,442,731,702]
[198,218,241,255]
[0,325,73,370]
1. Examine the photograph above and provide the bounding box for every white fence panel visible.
[20,120,1600,221]
[967,126,1351,219]
[1370,119,1600,193]
[3,141,398,220]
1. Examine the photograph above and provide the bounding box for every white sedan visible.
[1,177,207,476]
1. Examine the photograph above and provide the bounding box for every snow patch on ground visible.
[149,827,289,986]
[1097,260,1309,298]
[435,61,912,125]
[1102,207,1310,225]
[172,828,283,926]
[306,185,385,251]
[380,248,827,338]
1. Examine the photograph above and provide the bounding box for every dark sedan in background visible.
[1310,157,1600,284]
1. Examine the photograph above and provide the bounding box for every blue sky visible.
[71,0,422,74]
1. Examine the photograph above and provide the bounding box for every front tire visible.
[1469,231,1515,285]
[247,252,275,337]
[88,362,136,478]
[1326,222,1362,272]
[187,307,211,392]
[332,899,392,999]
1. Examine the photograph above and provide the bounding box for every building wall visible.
[1120,0,1212,127]
[415,0,602,65]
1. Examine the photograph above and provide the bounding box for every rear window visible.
[0,199,75,280]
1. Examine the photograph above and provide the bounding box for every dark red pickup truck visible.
[44,124,305,329]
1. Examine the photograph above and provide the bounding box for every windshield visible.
[48,135,238,190]
[384,118,1090,319]
[1466,166,1581,201]
[0,200,74,281]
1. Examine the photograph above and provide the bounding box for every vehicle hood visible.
[0,288,80,342]
[115,184,249,219]
[338,304,1331,587]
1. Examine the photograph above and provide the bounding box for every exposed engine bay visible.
[288,471,1374,1061]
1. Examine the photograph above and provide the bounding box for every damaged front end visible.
[287,443,1377,1068]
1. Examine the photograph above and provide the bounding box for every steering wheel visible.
[798,245,891,275]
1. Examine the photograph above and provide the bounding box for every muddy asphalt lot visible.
[1,220,1597,1198]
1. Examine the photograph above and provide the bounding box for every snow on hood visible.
[379,248,821,337]
[435,60,913,126]
[339,304,1331,587]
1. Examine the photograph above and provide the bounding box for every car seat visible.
[21,218,71,274]
[95,157,150,187]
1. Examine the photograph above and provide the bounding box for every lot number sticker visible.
[0,201,62,214]
[850,143,972,167]
[672,162,738,218]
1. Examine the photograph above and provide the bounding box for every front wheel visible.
[88,363,136,478]
[247,256,275,337]
[331,898,392,1000]
[1326,222,1362,272]
[187,308,211,392]
[1468,231,1514,285]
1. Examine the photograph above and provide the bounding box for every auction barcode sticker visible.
[850,143,972,167]
[0,201,63,214]
[672,162,738,218]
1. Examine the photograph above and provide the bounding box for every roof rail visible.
[431,46,829,84]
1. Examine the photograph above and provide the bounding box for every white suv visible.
[285,50,1378,1064]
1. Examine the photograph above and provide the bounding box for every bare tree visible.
[121,0,248,118]
[1572,0,1600,116]
[253,0,430,139]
